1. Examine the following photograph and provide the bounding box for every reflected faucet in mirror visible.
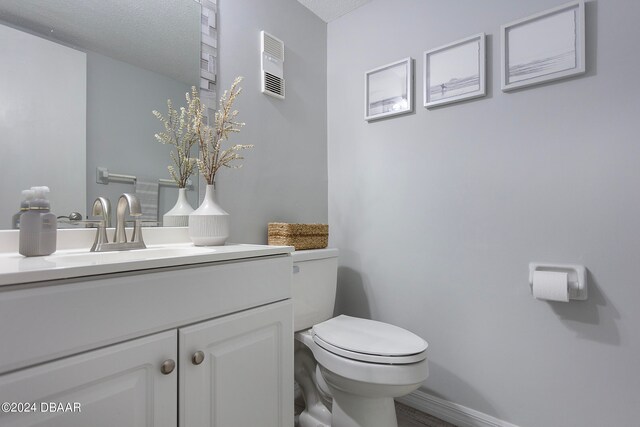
[57,212,84,222]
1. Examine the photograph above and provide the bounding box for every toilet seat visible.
[313,335,427,364]
[297,329,429,387]
[311,315,428,365]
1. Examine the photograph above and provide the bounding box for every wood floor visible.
[396,401,457,427]
[295,400,457,427]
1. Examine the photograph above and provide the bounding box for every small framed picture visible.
[364,57,413,121]
[423,33,486,108]
[501,0,585,91]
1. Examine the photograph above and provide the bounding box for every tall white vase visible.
[163,188,194,227]
[188,184,229,246]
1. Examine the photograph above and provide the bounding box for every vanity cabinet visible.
[0,331,178,427]
[180,301,293,427]
[0,251,293,427]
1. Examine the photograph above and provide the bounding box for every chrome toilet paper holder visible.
[529,263,588,301]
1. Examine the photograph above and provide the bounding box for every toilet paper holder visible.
[528,263,588,301]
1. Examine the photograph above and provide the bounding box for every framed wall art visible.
[423,33,486,108]
[501,0,585,91]
[364,57,413,121]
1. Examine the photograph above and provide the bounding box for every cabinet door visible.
[0,330,177,427]
[180,300,293,427]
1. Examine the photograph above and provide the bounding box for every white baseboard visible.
[396,389,520,427]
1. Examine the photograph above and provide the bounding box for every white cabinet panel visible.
[0,255,291,374]
[179,300,293,427]
[0,331,177,427]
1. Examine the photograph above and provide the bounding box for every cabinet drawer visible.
[0,255,291,374]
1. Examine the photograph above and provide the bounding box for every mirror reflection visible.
[0,0,202,229]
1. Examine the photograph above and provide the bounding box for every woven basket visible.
[268,223,328,250]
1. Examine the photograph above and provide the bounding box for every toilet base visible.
[295,341,332,427]
[318,364,424,427]
[330,389,397,427]
[298,410,331,427]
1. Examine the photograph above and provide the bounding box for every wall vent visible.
[261,31,285,99]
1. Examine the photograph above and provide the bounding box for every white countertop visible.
[0,228,293,287]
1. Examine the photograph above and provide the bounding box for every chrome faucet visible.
[89,193,146,252]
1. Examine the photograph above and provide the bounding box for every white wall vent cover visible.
[261,31,285,99]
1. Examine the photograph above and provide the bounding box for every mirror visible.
[0,0,203,229]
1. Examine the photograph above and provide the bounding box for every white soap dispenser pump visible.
[19,186,57,257]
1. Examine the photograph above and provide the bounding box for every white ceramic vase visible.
[163,188,194,227]
[188,184,229,246]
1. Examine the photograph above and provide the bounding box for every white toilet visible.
[292,248,429,427]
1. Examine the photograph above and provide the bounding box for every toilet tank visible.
[291,248,339,332]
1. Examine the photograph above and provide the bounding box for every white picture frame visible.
[423,33,486,108]
[501,0,585,92]
[364,57,413,121]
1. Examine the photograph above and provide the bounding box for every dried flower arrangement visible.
[152,87,200,188]
[196,76,253,186]
[153,77,252,189]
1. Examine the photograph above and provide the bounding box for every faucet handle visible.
[88,197,112,252]
[114,193,144,245]
[89,219,109,252]
[131,219,146,246]
[92,197,112,228]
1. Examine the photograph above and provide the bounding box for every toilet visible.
[292,249,429,427]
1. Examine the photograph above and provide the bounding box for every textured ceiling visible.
[297,0,373,22]
[0,0,201,85]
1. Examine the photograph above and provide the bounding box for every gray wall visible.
[216,0,328,244]
[86,51,198,223]
[328,1,640,426]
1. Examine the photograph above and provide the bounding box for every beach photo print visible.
[423,33,486,108]
[365,57,414,121]
[501,0,585,91]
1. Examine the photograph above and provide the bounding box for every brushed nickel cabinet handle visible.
[192,351,205,365]
[161,359,176,375]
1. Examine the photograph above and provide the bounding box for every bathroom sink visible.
[45,245,215,266]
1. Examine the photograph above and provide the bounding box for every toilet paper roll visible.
[532,270,569,302]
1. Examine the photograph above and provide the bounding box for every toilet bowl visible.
[292,249,429,427]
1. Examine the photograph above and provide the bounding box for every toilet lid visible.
[312,315,428,364]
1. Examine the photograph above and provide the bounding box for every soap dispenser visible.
[19,186,57,257]
[12,189,35,230]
